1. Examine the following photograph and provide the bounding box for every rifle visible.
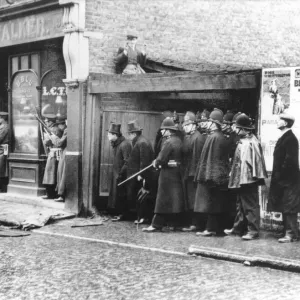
[117,164,153,187]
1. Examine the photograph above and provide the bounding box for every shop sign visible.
[260,67,300,171]
[0,8,64,47]
[42,86,66,96]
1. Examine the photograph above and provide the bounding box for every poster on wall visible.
[261,67,300,171]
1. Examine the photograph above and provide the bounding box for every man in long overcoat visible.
[42,111,63,199]
[126,120,154,223]
[225,114,268,240]
[0,112,9,192]
[52,118,67,202]
[107,123,132,221]
[181,112,206,231]
[143,118,185,232]
[194,108,231,236]
[267,112,300,242]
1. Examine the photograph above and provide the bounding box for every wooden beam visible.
[148,92,233,101]
[88,71,259,94]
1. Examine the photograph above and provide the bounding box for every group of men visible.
[108,108,300,243]
[41,107,67,202]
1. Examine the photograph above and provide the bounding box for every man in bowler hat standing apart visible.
[225,113,267,240]
[107,123,132,221]
[268,112,300,243]
[126,120,154,224]
[143,117,185,232]
[0,112,9,192]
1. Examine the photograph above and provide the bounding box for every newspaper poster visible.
[261,67,300,171]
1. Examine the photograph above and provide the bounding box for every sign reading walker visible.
[261,67,300,171]
[0,8,64,47]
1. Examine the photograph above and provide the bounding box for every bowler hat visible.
[223,110,234,124]
[42,104,56,119]
[127,120,142,133]
[235,113,254,130]
[160,117,178,131]
[209,108,224,126]
[183,111,196,126]
[279,112,295,126]
[0,111,8,116]
[107,123,121,135]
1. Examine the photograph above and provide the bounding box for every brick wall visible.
[86,0,300,74]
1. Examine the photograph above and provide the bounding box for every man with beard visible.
[225,114,267,240]
[181,111,206,232]
[267,112,300,243]
[107,123,132,221]
[194,108,231,236]
[143,117,185,232]
[126,120,154,224]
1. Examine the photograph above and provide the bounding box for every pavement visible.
[1,197,300,273]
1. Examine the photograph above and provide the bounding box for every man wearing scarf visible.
[225,114,267,240]
[107,123,132,221]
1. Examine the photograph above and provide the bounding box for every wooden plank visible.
[89,72,259,94]
[148,92,233,101]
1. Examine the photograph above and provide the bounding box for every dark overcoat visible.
[182,130,206,209]
[126,134,154,208]
[53,128,67,196]
[0,122,9,178]
[194,130,230,213]
[42,124,63,185]
[268,130,300,213]
[107,136,132,210]
[154,134,185,214]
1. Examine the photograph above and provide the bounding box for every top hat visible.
[107,123,122,135]
[160,117,178,131]
[127,120,142,133]
[209,108,224,126]
[279,112,295,126]
[42,104,56,119]
[127,34,138,40]
[0,111,8,116]
[235,113,255,130]
[223,110,234,124]
[183,111,196,126]
[232,112,242,123]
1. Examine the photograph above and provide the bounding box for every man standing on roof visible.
[115,35,147,74]
[267,112,300,243]
[225,113,267,240]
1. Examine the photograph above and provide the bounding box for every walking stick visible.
[117,164,153,187]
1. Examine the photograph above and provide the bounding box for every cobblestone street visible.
[1,226,300,300]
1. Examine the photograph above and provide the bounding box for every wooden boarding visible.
[89,71,259,94]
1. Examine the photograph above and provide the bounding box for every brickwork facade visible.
[86,0,300,74]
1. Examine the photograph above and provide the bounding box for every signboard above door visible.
[0,8,64,47]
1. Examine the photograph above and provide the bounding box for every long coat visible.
[52,128,67,196]
[182,130,206,209]
[126,134,154,208]
[228,134,267,189]
[194,130,230,213]
[268,130,300,213]
[154,134,185,214]
[107,136,132,210]
[0,122,9,178]
[42,124,63,185]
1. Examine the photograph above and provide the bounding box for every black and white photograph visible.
[1,1,300,299]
